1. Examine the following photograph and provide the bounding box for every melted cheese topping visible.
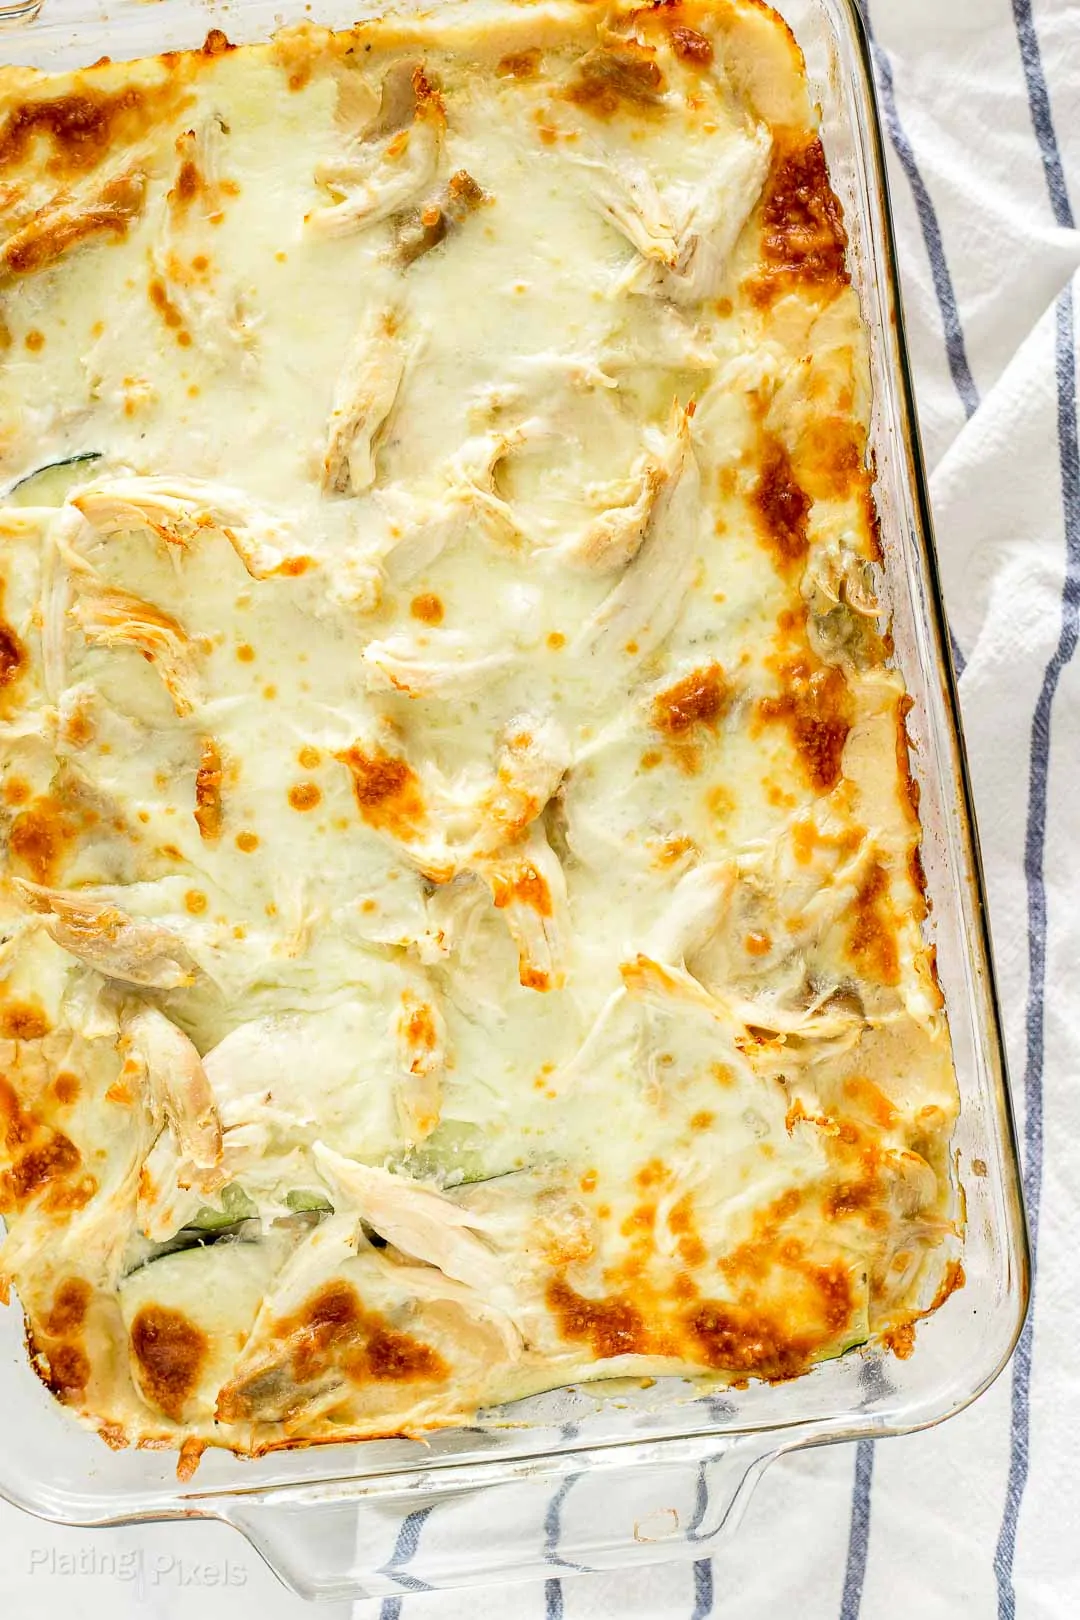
[0,0,961,1460]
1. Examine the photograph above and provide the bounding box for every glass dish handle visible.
[218,1435,781,1600]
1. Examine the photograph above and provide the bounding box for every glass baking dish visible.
[0,0,1028,1599]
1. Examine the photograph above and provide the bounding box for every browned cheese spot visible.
[201,28,235,60]
[546,1278,651,1359]
[409,593,444,625]
[44,1342,90,1402]
[491,863,552,917]
[8,794,87,885]
[847,860,901,986]
[686,1264,854,1379]
[336,746,427,839]
[753,438,811,570]
[497,49,542,78]
[218,1280,448,1422]
[0,606,25,692]
[652,663,730,736]
[130,1305,208,1422]
[288,781,321,811]
[147,274,186,334]
[750,131,849,305]
[52,1071,80,1105]
[194,738,223,841]
[2,169,146,277]
[0,1116,82,1213]
[564,43,666,119]
[0,1000,50,1040]
[44,1277,92,1337]
[0,80,182,178]
[758,615,853,791]
[670,25,714,64]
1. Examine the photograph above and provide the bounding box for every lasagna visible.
[0,0,961,1467]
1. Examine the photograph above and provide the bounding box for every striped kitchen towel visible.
[353,1,1080,1616]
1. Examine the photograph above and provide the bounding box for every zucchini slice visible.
[6,452,103,507]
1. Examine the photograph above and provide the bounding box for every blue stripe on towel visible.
[839,1440,876,1620]
[545,1469,587,1574]
[691,1558,714,1619]
[856,2,979,421]
[949,626,968,681]
[377,1504,436,1616]
[1012,0,1075,231]
[994,278,1080,1619]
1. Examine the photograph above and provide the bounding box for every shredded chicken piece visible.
[0,166,147,280]
[166,116,228,220]
[336,714,568,981]
[715,804,882,982]
[307,68,444,238]
[134,1126,219,1243]
[361,629,519,698]
[214,1209,520,1427]
[149,246,258,369]
[311,1146,505,1292]
[619,127,773,304]
[393,987,445,1142]
[444,419,548,553]
[13,880,197,988]
[322,306,410,495]
[478,716,570,850]
[625,952,857,1037]
[507,350,620,394]
[375,487,467,582]
[325,485,465,610]
[338,711,566,872]
[480,822,569,992]
[72,475,313,579]
[552,401,690,572]
[642,860,737,965]
[70,580,201,717]
[416,873,490,965]
[391,167,487,267]
[567,146,679,266]
[625,835,871,1060]
[572,406,699,675]
[122,1003,222,1173]
[366,58,430,140]
[40,507,86,706]
[599,305,718,373]
[151,117,258,370]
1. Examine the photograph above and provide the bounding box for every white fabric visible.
[350,2,1080,1617]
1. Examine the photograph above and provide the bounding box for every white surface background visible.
[3,0,1078,1614]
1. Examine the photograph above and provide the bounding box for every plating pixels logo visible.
[28,1546,248,1589]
